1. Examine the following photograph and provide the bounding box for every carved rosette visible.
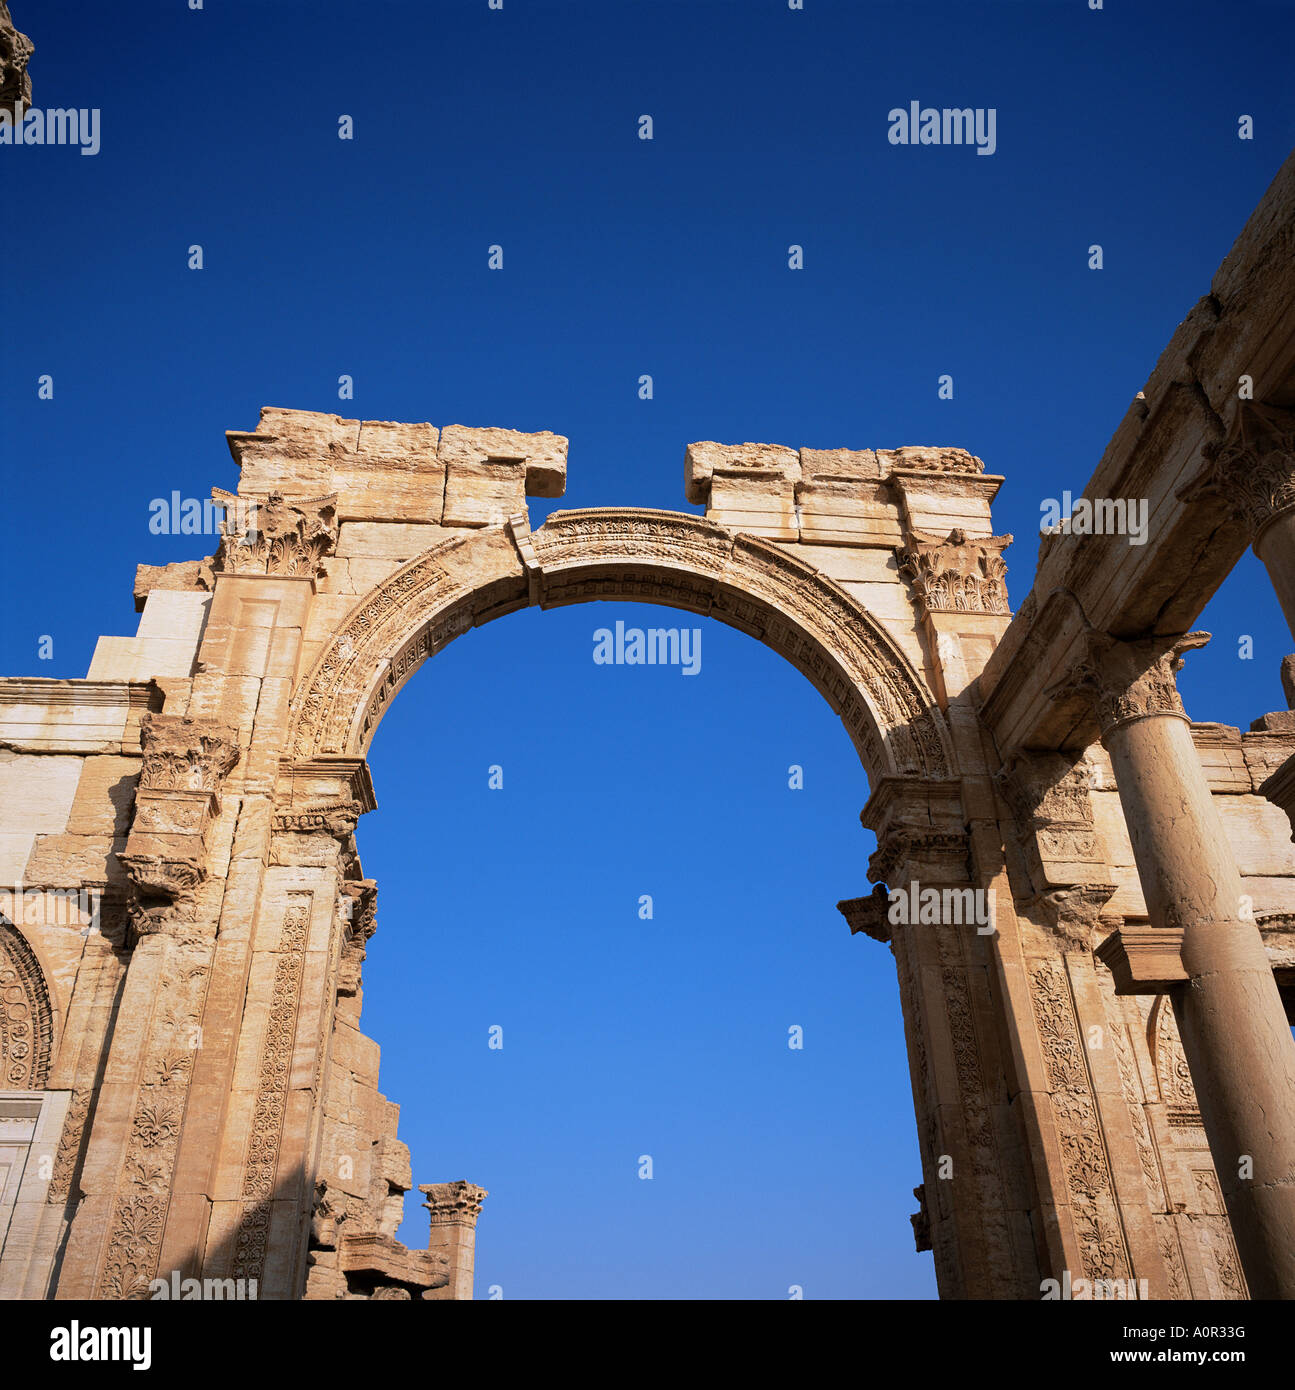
[420,1180,488,1229]
[214,491,338,578]
[119,715,239,941]
[1179,402,1295,542]
[895,528,1013,617]
[1054,631,1209,739]
[0,920,53,1088]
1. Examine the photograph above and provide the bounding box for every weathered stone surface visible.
[0,2,32,109]
[7,151,1295,1304]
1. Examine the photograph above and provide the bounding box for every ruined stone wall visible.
[0,405,1291,1300]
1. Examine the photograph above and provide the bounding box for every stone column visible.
[1182,402,1295,640]
[1065,630,1295,1299]
[419,1181,487,1301]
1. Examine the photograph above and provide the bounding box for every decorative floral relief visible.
[230,899,312,1283]
[1027,958,1132,1281]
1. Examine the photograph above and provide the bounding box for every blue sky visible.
[3,0,1293,1298]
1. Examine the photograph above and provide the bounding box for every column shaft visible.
[1104,712,1295,1298]
[1253,511,1295,642]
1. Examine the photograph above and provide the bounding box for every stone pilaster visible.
[56,715,240,1299]
[861,777,1039,1298]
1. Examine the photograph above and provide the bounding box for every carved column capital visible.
[420,1181,488,1229]
[1180,402,1295,543]
[213,490,338,579]
[1027,883,1119,954]
[138,712,240,791]
[996,752,1111,895]
[122,714,240,941]
[894,528,1013,617]
[1050,631,1209,740]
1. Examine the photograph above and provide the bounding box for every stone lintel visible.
[226,410,567,527]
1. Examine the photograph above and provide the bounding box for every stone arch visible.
[289,508,953,783]
[0,917,55,1090]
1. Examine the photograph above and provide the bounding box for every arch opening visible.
[289,508,954,787]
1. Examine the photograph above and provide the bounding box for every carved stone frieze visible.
[137,713,240,792]
[895,528,1013,616]
[47,1088,92,1204]
[869,830,970,887]
[1149,995,1202,1127]
[272,801,365,838]
[289,509,952,781]
[881,447,985,476]
[337,879,377,997]
[863,778,970,886]
[996,751,1108,895]
[1101,982,1168,1211]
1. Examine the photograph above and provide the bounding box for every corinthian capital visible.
[1179,402,1295,541]
[895,528,1012,616]
[138,713,240,792]
[1050,631,1209,738]
[420,1181,488,1229]
[214,489,338,579]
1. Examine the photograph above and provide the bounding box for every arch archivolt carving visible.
[0,918,55,1090]
[287,508,952,782]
